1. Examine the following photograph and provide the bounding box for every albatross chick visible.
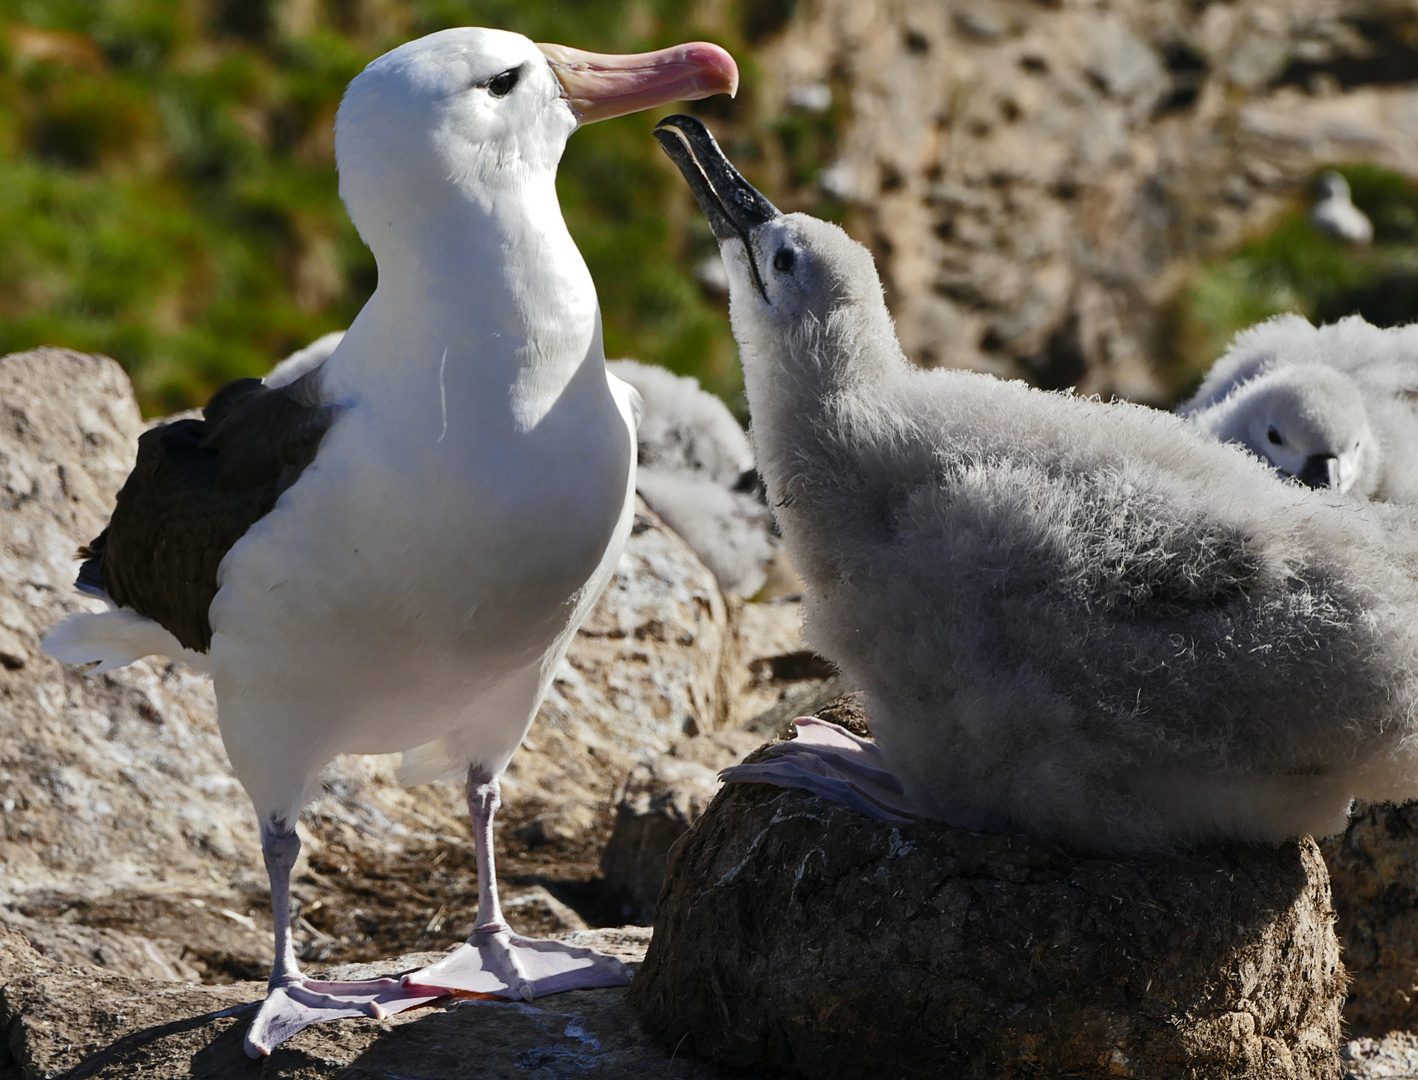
[654,115,1418,856]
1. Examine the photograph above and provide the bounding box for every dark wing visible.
[79,369,340,652]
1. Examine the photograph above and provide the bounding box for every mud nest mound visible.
[631,777,1343,1079]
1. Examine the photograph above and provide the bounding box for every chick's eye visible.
[772,248,796,274]
[487,66,521,97]
[1267,427,1284,446]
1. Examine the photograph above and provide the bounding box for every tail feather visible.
[397,737,466,788]
[43,609,209,674]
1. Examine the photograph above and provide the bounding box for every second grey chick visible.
[1180,314,1418,503]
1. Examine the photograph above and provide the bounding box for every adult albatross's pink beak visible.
[537,41,738,126]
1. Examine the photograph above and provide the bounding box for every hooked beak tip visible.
[537,40,739,126]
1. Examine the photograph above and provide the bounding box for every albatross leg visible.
[399,765,631,999]
[719,716,923,822]
[244,824,444,1058]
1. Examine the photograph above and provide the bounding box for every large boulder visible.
[0,348,253,907]
[632,776,1344,1079]
[500,504,729,839]
[599,728,763,925]
[600,604,840,926]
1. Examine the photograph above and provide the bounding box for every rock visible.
[502,884,590,935]
[600,756,721,925]
[719,595,819,728]
[0,347,729,981]
[738,676,858,740]
[1342,1031,1418,1080]
[1321,802,1418,1035]
[599,723,771,928]
[0,925,728,1079]
[0,348,258,905]
[601,599,841,926]
[502,500,730,820]
[632,780,1343,1079]
[0,907,201,983]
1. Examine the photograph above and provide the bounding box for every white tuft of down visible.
[266,331,346,388]
[1310,171,1374,246]
[43,608,210,673]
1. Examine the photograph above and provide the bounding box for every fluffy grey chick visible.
[1180,314,1418,503]
[608,359,775,596]
[1311,171,1373,246]
[656,114,1418,856]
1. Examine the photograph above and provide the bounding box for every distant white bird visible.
[1311,170,1373,246]
[1180,314,1418,503]
[656,115,1418,856]
[607,359,774,596]
[43,29,736,1056]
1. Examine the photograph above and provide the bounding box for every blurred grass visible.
[1170,164,1418,395]
[0,0,831,415]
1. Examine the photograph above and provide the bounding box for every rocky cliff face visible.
[746,0,1418,400]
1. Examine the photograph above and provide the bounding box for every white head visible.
[654,115,899,391]
[335,29,737,261]
[1316,170,1352,205]
[1208,364,1373,492]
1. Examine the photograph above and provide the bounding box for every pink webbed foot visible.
[719,716,922,821]
[400,925,632,1000]
[244,976,446,1057]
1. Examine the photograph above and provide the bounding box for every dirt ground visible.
[10,797,621,984]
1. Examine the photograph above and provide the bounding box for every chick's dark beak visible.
[1297,453,1340,489]
[654,114,780,300]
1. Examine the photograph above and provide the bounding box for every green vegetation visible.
[0,0,826,415]
[1171,164,1418,394]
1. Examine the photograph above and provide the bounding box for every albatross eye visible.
[487,66,522,97]
[1267,426,1284,447]
[772,248,796,274]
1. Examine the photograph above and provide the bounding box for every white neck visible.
[329,166,602,433]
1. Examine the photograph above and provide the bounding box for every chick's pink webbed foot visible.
[720,715,922,821]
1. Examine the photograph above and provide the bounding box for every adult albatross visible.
[43,29,737,1056]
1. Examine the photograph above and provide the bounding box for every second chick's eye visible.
[488,66,522,97]
[773,248,796,273]
[1268,427,1284,446]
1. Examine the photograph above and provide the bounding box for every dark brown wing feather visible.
[80,369,339,652]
